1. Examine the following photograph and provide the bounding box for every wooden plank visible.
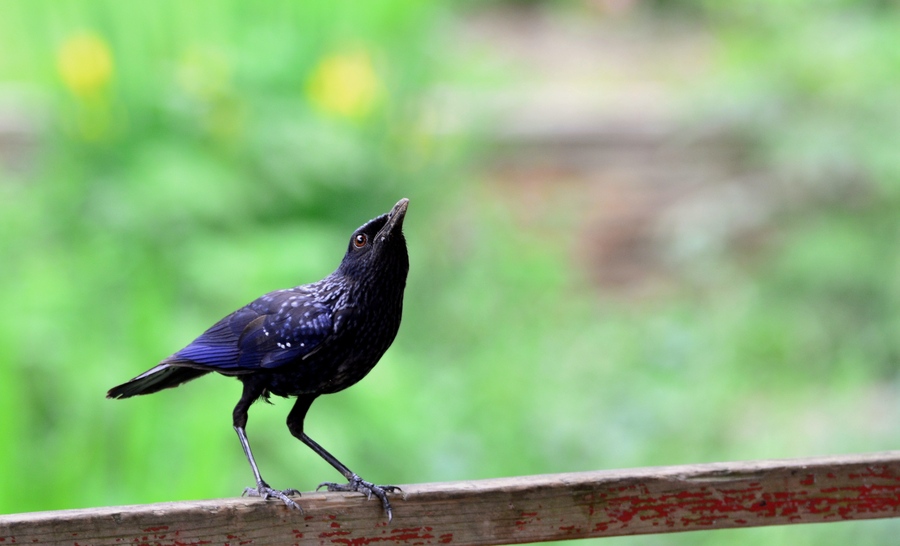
[2,452,900,545]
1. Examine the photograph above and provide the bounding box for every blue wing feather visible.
[169,289,334,372]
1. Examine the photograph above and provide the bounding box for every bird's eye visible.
[353,233,367,248]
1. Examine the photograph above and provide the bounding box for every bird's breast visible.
[264,292,403,397]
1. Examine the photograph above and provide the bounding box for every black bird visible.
[107,198,410,521]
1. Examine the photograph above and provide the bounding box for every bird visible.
[107,198,410,521]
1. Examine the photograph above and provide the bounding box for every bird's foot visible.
[317,474,401,522]
[243,482,302,510]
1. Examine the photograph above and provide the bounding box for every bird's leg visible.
[307,433,402,520]
[234,426,301,507]
[233,387,300,510]
[288,396,400,522]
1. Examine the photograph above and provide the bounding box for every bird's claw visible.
[317,474,400,522]
[243,483,302,510]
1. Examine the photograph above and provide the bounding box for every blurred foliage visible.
[661,0,900,196]
[1,1,899,545]
[0,0,454,513]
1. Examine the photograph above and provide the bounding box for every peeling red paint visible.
[320,529,352,538]
[580,465,900,534]
[515,510,540,528]
[391,527,423,534]
[328,529,437,546]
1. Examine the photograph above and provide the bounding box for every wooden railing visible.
[3,452,899,545]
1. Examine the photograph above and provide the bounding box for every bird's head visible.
[337,198,410,284]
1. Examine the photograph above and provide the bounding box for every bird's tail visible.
[107,363,210,399]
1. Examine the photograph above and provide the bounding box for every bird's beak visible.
[378,198,409,240]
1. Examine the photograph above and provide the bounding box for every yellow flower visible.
[306,48,382,120]
[57,31,114,97]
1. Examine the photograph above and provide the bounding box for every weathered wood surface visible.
[2,452,900,545]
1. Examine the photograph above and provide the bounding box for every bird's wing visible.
[169,290,335,372]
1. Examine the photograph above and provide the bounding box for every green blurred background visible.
[1,1,899,544]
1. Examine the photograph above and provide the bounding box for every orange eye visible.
[353,233,367,248]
